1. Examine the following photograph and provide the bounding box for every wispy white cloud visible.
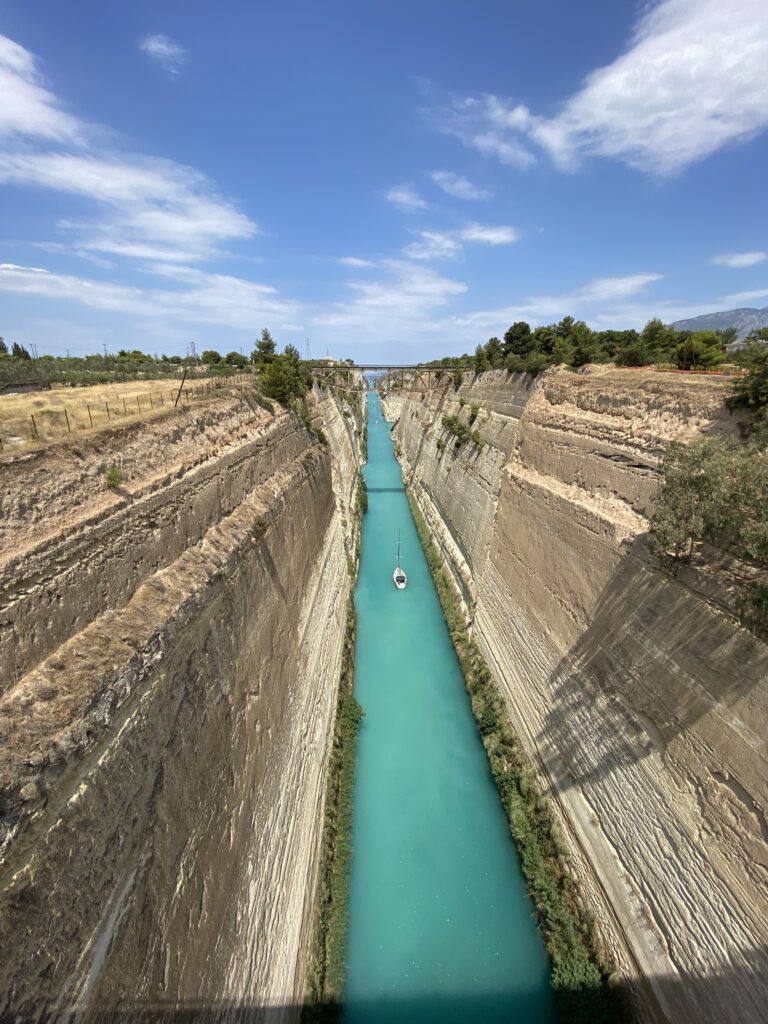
[139,34,189,75]
[720,287,768,304]
[0,36,256,265]
[0,33,81,143]
[401,223,519,262]
[459,223,518,245]
[403,231,463,261]
[712,251,767,268]
[313,260,465,334]
[444,274,665,335]
[429,170,491,200]
[0,262,301,330]
[384,185,427,211]
[337,257,375,268]
[433,0,768,175]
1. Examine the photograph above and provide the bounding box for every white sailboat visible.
[393,530,407,589]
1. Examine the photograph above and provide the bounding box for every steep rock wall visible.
[384,368,768,1024]
[0,386,364,1022]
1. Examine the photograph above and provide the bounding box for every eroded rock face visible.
[0,386,364,1022]
[384,367,768,1024]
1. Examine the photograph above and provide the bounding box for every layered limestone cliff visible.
[0,383,364,1022]
[384,368,768,1024]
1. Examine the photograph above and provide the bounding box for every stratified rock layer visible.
[0,385,364,1022]
[385,367,768,1024]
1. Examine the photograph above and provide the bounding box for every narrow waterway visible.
[343,390,556,1024]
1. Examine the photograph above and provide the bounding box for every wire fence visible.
[0,373,251,452]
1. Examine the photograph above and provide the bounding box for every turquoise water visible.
[343,391,556,1024]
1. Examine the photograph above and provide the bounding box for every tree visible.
[597,329,639,360]
[551,336,575,365]
[252,327,277,365]
[641,318,678,362]
[260,356,302,403]
[284,343,301,364]
[729,342,768,414]
[201,349,222,365]
[225,351,248,367]
[568,320,603,367]
[503,321,533,358]
[11,342,31,360]
[484,336,503,368]
[473,343,490,373]
[0,337,7,355]
[615,341,654,367]
[674,331,725,370]
[719,326,738,347]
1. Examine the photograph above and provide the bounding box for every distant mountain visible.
[671,306,768,341]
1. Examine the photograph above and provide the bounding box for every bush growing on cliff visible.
[441,414,470,445]
[104,466,123,489]
[356,477,368,516]
[650,436,768,636]
[304,597,363,1021]
[260,353,310,403]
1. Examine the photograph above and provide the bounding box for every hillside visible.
[671,305,768,340]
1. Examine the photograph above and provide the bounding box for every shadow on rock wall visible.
[537,536,768,793]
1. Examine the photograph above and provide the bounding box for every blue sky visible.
[1,0,767,361]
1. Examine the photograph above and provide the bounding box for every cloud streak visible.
[433,0,768,175]
[712,251,766,268]
[0,33,81,143]
[0,35,256,265]
[429,170,490,200]
[0,262,301,330]
[384,185,427,211]
[139,34,189,75]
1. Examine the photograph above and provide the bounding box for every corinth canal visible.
[343,389,555,1023]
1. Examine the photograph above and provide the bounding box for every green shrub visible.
[441,414,470,445]
[304,597,363,1020]
[674,331,725,370]
[356,477,368,515]
[471,430,484,448]
[254,392,274,414]
[650,437,768,637]
[104,466,123,489]
[468,403,480,425]
[729,342,768,415]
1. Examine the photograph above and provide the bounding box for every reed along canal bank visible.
[342,389,556,1024]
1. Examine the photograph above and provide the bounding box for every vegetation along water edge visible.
[405,487,629,1024]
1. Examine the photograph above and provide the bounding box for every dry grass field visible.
[0,375,248,450]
